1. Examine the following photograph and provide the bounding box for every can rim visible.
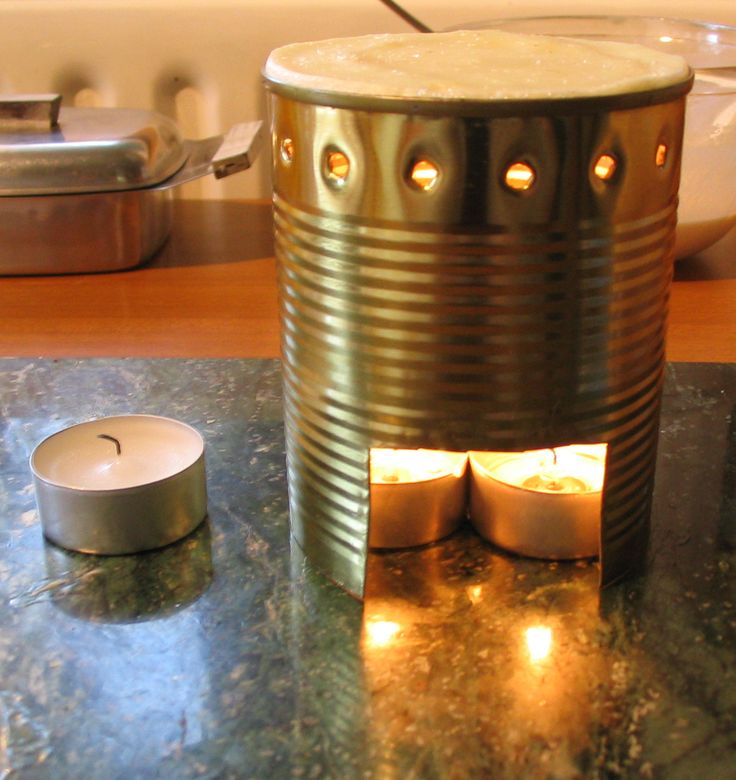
[263,70,693,116]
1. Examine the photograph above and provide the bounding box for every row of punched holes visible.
[280,137,670,193]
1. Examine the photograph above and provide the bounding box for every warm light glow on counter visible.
[525,625,553,663]
[365,619,402,649]
[466,584,484,605]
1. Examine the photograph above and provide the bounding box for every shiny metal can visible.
[265,71,692,598]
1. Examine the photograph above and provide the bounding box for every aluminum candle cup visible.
[264,30,693,598]
[468,447,605,560]
[31,415,207,554]
[369,449,468,548]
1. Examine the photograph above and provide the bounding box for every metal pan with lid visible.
[0,94,262,274]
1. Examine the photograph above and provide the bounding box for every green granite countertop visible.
[1,358,734,779]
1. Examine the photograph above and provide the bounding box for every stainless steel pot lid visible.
[0,94,187,195]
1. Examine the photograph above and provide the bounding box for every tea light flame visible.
[370,448,463,484]
[492,446,606,495]
[368,448,468,548]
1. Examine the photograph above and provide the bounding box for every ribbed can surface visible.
[268,84,689,597]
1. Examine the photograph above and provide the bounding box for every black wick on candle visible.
[97,434,122,456]
[550,448,558,466]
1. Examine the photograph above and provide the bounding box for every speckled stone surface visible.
[0,358,734,779]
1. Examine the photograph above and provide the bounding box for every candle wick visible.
[97,434,122,456]
[550,448,558,466]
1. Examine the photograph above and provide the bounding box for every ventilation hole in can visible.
[594,154,617,181]
[504,162,535,192]
[409,159,440,191]
[655,143,668,168]
[325,149,350,185]
[280,138,295,163]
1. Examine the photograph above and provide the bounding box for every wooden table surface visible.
[1,199,734,362]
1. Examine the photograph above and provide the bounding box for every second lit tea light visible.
[369,449,467,549]
[468,445,607,559]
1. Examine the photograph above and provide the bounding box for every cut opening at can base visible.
[369,444,607,560]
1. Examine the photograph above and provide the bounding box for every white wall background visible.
[2,0,736,199]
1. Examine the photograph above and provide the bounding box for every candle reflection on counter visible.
[360,527,605,773]
[365,619,402,649]
[466,584,484,605]
[369,449,468,549]
[525,625,553,664]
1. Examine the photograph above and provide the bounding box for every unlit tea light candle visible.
[31,415,207,554]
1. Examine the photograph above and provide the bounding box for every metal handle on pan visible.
[0,94,61,130]
[156,120,264,189]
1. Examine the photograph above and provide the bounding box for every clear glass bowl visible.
[456,16,736,258]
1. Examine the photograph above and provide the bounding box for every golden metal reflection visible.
[280,137,294,163]
[656,143,668,167]
[359,536,607,775]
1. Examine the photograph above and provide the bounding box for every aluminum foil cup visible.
[468,451,601,559]
[369,450,468,548]
[30,414,207,554]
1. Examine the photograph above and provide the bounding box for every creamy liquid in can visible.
[264,29,690,100]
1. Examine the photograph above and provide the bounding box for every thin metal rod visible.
[377,0,433,33]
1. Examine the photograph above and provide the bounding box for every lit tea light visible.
[491,446,605,495]
[468,445,606,559]
[369,449,467,549]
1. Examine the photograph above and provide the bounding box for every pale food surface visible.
[265,30,691,100]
